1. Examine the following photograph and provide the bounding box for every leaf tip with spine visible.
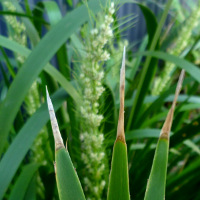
[46,86,64,151]
[107,47,130,200]
[117,46,126,143]
[160,70,185,140]
[144,70,185,200]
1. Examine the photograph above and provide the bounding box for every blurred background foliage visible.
[0,0,200,199]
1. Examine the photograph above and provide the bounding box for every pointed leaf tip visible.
[46,85,49,98]
[172,69,185,109]
[120,46,126,87]
[117,48,126,142]
[46,87,64,151]
[160,70,185,140]
[122,46,126,67]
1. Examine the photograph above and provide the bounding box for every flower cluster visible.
[87,2,115,62]
[25,82,40,115]
[80,132,106,199]
[152,4,200,95]
[3,1,26,63]
[79,2,115,200]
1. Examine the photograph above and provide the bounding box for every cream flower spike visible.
[46,86,64,151]
[117,46,126,143]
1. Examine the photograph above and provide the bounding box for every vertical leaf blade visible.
[144,70,185,200]
[0,89,67,200]
[144,139,168,200]
[107,140,130,200]
[9,163,39,200]
[107,47,130,200]
[46,88,85,200]
[55,148,85,200]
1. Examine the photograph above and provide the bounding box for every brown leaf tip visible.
[117,47,126,142]
[160,70,185,140]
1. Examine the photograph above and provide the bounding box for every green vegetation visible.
[0,0,200,199]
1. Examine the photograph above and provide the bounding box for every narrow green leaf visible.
[23,175,37,200]
[24,0,32,18]
[124,93,200,108]
[0,47,16,78]
[9,163,39,200]
[107,47,130,200]
[0,89,67,199]
[32,2,45,36]
[0,62,10,88]
[144,139,169,200]
[43,1,62,25]
[107,141,130,200]
[55,148,86,200]
[43,1,70,79]
[126,0,173,131]
[0,35,79,102]
[134,50,200,84]
[138,3,158,47]
[0,0,107,155]
[126,129,162,140]
[179,103,200,111]
[46,88,85,200]
[0,11,48,25]
[144,70,184,200]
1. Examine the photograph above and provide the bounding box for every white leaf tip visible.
[120,46,126,87]
[46,86,50,101]
[46,87,64,151]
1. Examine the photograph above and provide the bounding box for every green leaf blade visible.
[46,88,85,200]
[55,148,86,200]
[0,0,107,155]
[144,138,169,200]
[107,140,130,200]
[0,89,67,199]
[9,163,39,200]
[108,47,130,200]
[144,70,184,200]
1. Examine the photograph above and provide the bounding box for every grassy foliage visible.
[0,0,200,199]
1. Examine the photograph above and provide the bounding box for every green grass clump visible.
[0,0,200,199]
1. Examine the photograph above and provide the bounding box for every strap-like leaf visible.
[0,0,107,155]
[107,47,130,200]
[9,163,39,200]
[0,89,67,199]
[144,70,185,200]
[46,88,85,200]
